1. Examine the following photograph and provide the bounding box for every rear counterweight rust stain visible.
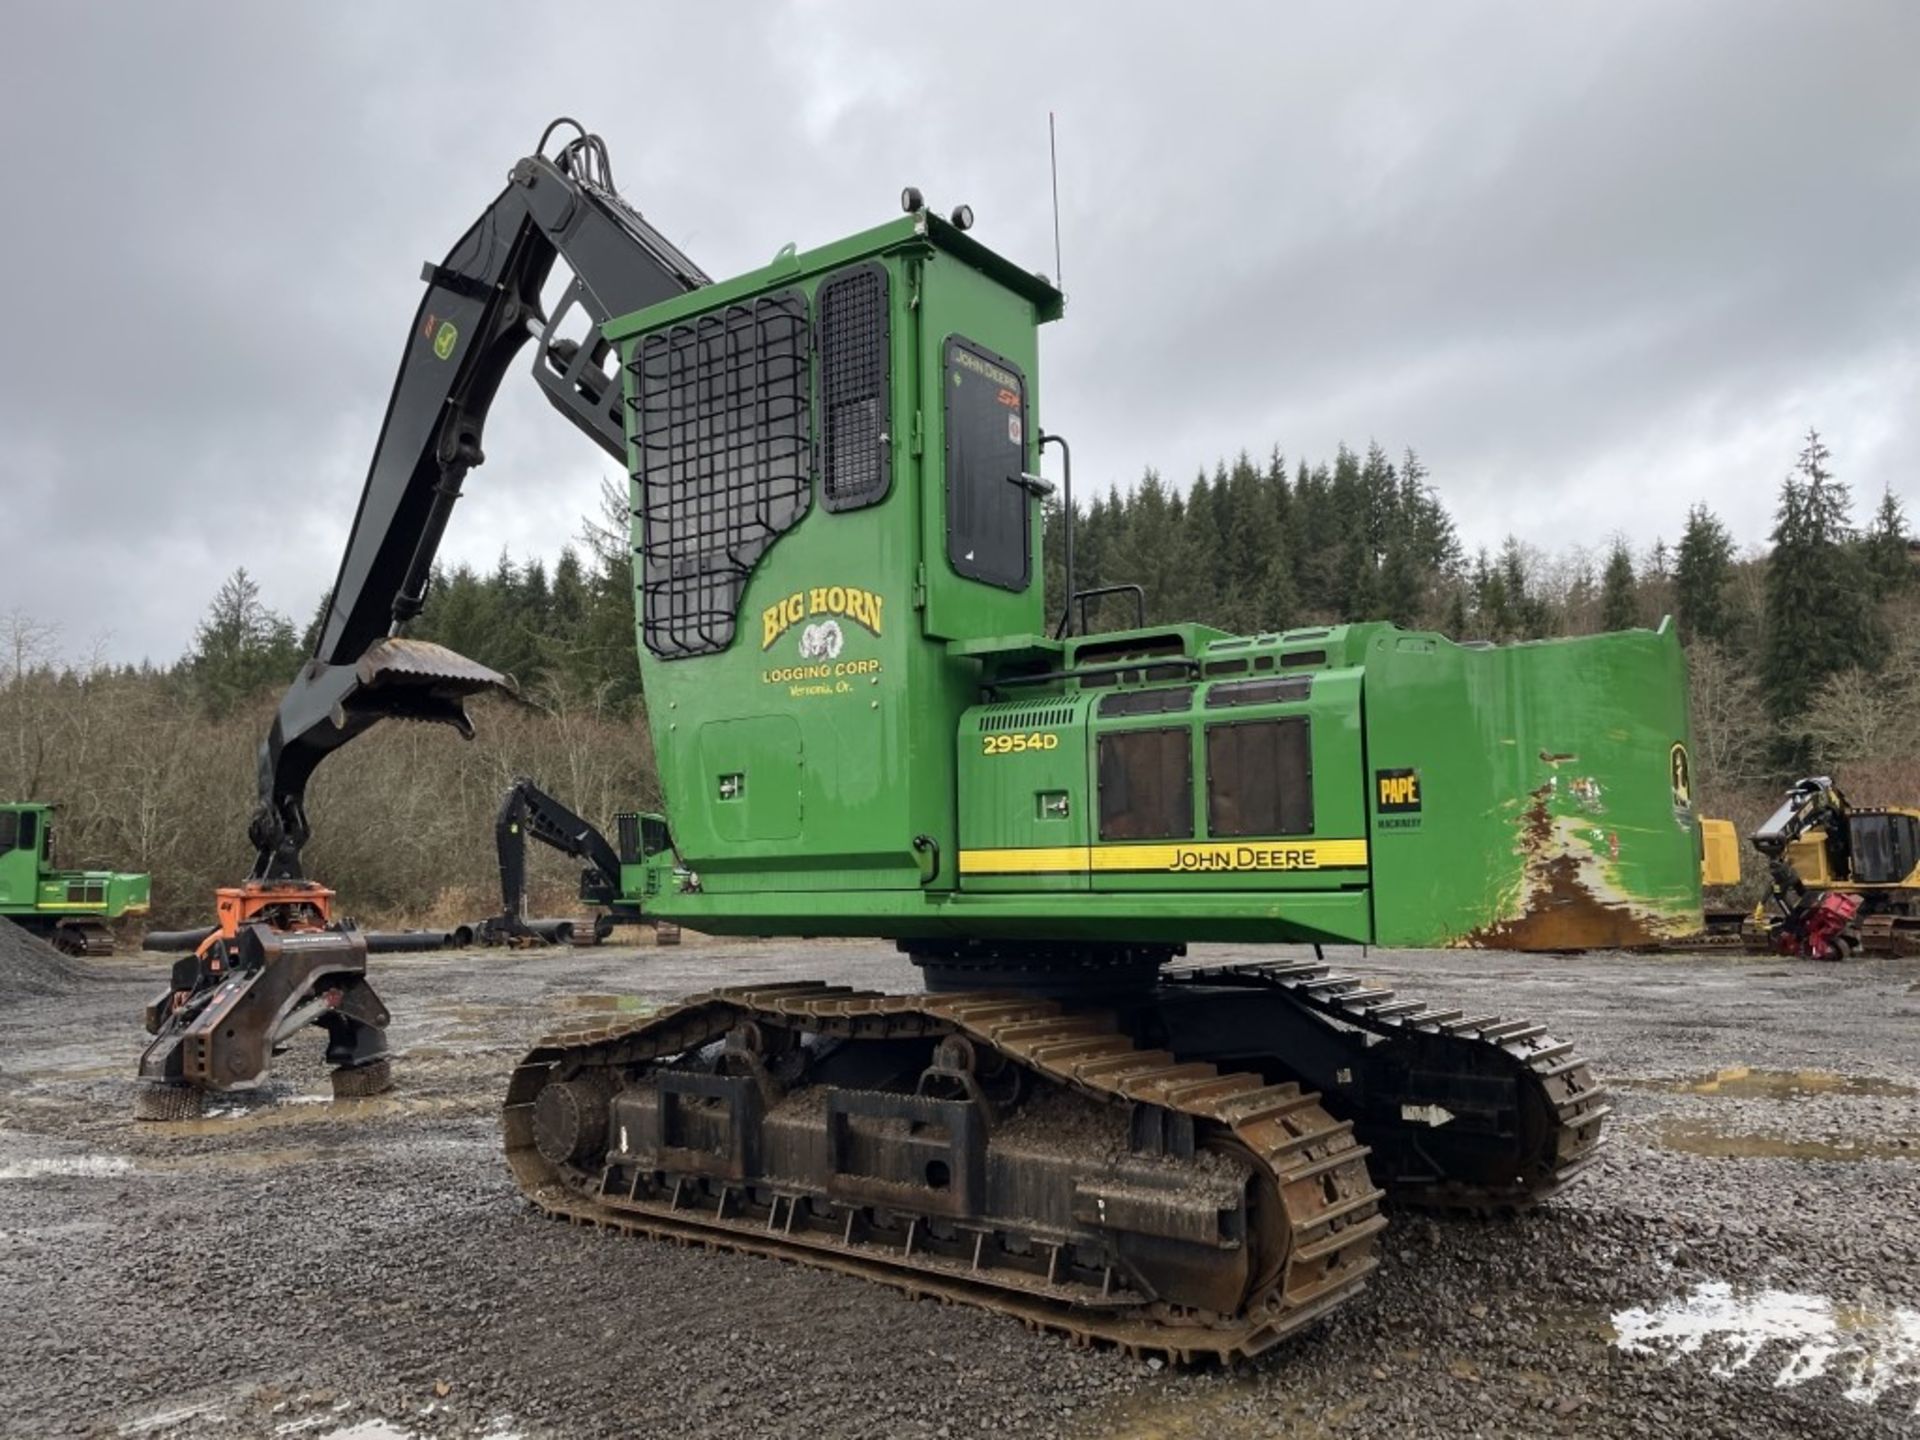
[1464,786,1670,951]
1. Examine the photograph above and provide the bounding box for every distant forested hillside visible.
[4,430,1913,925]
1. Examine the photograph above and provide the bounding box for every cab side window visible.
[818,264,891,512]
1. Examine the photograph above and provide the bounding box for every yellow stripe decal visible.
[958,839,1369,876]
[957,846,1091,874]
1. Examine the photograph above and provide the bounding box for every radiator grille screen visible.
[1098,728,1194,842]
[1207,718,1314,837]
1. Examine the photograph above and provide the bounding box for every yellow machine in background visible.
[1702,779,1920,959]
[1700,818,1742,889]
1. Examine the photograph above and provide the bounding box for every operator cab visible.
[1847,810,1920,886]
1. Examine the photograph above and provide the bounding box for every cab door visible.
[0,809,38,908]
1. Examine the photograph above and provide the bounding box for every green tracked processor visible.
[0,802,149,956]
[143,122,1696,1360]
[603,214,1703,963]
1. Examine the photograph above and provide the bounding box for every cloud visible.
[2,0,1914,663]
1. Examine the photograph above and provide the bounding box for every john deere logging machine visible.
[138,122,1710,1361]
[476,775,651,947]
[0,802,149,956]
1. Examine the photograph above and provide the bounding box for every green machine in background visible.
[0,802,149,955]
[604,211,1704,967]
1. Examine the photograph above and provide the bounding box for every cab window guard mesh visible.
[818,264,890,511]
[630,292,811,658]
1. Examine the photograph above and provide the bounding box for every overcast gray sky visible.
[3,1,1915,664]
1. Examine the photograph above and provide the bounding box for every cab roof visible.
[603,211,1064,342]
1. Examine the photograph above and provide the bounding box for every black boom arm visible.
[1751,777,1848,859]
[491,777,626,938]
[249,122,708,879]
[1750,775,1852,910]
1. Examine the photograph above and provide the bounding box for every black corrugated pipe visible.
[361,930,456,954]
[142,926,216,953]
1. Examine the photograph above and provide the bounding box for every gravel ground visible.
[1,937,1915,1439]
[0,916,101,999]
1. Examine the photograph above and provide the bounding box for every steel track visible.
[505,983,1387,1364]
[1162,958,1612,1209]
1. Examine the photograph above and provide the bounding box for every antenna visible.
[1048,111,1063,293]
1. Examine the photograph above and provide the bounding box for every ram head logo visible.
[797,620,844,660]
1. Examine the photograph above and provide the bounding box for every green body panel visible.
[957,694,1093,894]
[604,216,1704,951]
[1084,667,1367,901]
[0,803,151,921]
[1361,622,1701,946]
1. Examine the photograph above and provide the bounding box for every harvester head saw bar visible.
[137,882,391,1117]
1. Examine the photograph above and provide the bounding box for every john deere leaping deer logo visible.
[421,313,460,360]
[761,585,884,652]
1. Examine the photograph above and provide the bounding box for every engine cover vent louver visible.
[976,703,1076,733]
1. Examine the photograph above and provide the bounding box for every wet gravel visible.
[0,938,1915,1438]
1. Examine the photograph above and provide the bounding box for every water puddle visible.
[2,1139,355,1182]
[426,1002,516,1023]
[160,1091,476,1138]
[1614,1281,1920,1415]
[1623,1066,1917,1099]
[36,1061,136,1081]
[435,1027,500,1045]
[0,1154,134,1180]
[150,1144,329,1174]
[314,1420,521,1440]
[1653,1119,1917,1163]
[1074,1381,1267,1440]
[117,1398,228,1435]
[554,992,656,1014]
